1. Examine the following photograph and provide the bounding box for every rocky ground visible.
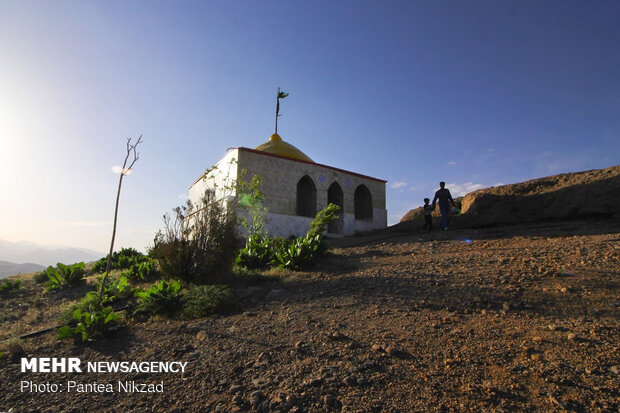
[1,218,619,412]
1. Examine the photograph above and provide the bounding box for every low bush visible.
[34,271,49,284]
[274,233,327,270]
[92,247,149,273]
[58,306,120,342]
[236,203,339,271]
[125,259,158,281]
[181,284,233,320]
[151,190,240,285]
[134,280,183,318]
[0,279,21,296]
[45,262,86,290]
[236,234,277,269]
[59,276,134,324]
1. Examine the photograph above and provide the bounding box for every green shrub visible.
[236,234,274,269]
[273,204,339,270]
[134,280,183,317]
[307,203,341,238]
[236,235,293,270]
[151,190,240,284]
[58,306,120,341]
[60,290,104,323]
[274,234,327,270]
[92,247,149,273]
[0,279,21,296]
[125,259,157,281]
[34,271,49,284]
[59,276,134,324]
[45,262,86,290]
[181,284,233,319]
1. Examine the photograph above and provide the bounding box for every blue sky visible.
[1,1,618,253]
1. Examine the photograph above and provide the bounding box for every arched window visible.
[354,185,373,220]
[327,182,344,234]
[296,175,317,217]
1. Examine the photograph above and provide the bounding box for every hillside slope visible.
[1,219,618,411]
[401,165,620,227]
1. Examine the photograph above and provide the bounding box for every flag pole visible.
[275,87,280,134]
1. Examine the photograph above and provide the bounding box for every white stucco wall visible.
[189,149,239,205]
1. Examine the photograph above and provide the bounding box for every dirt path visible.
[1,219,619,412]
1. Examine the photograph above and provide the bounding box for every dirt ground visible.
[1,218,619,412]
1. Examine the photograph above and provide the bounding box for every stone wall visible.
[237,148,386,217]
[190,148,388,237]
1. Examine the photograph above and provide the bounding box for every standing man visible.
[432,181,454,231]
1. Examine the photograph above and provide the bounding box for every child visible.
[422,198,433,230]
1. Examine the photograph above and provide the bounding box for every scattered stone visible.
[232,394,244,405]
[502,302,511,311]
[229,384,244,394]
[195,330,208,341]
[327,331,347,341]
[357,377,369,386]
[362,360,375,369]
[610,365,619,375]
[250,390,263,406]
[386,345,400,356]
[244,311,257,317]
[343,376,357,386]
[308,378,323,387]
[567,333,576,341]
[252,378,269,388]
[322,394,341,408]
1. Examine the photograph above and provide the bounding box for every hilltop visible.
[400,165,620,229]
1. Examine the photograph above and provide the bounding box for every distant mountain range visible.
[0,239,104,277]
[0,261,46,279]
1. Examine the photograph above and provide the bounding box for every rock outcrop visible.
[401,165,620,227]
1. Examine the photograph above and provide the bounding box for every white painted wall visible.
[189,149,239,205]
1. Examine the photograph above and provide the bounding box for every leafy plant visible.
[151,190,240,285]
[45,262,86,290]
[134,280,183,317]
[236,234,274,269]
[59,276,134,324]
[236,234,293,270]
[181,284,233,319]
[0,279,21,296]
[60,291,106,323]
[58,306,120,342]
[308,203,341,238]
[92,247,149,273]
[274,234,326,270]
[125,259,157,281]
[273,204,339,270]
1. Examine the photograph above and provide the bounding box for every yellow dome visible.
[254,133,314,162]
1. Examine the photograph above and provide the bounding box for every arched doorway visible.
[327,182,344,234]
[296,175,317,217]
[354,185,373,220]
